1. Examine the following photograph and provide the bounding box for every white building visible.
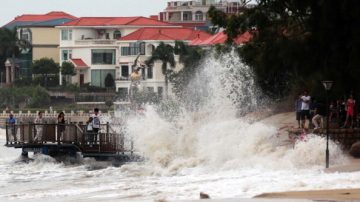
[57,17,211,99]
[159,0,249,28]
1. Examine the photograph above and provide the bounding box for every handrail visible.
[4,122,132,154]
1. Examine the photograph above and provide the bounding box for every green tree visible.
[32,58,59,88]
[208,0,360,98]
[61,61,76,85]
[104,73,115,88]
[145,42,175,98]
[170,41,205,99]
[0,28,31,83]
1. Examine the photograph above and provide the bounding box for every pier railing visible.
[5,122,132,154]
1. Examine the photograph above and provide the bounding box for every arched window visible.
[146,44,155,55]
[195,11,203,21]
[113,30,122,39]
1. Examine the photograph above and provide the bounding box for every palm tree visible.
[145,42,175,98]
[0,28,31,83]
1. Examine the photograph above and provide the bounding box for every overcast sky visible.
[0,0,170,26]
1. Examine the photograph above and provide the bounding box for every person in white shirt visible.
[91,108,101,144]
[33,111,44,142]
[300,90,311,128]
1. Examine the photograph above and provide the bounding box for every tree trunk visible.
[165,73,168,99]
[11,54,16,84]
[45,74,48,88]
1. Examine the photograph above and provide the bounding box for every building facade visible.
[3,12,76,78]
[159,0,249,29]
[57,17,211,98]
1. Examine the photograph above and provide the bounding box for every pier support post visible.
[21,150,28,158]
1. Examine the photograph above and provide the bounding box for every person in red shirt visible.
[342,94,356,128]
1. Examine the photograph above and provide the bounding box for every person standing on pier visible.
[295,94,302,128]
[129,67,141,104]
[91,108,101,144]
[7,114,17,142]
[342,94,356,128]
[300,90,311,128]
[57,112,66,141]
[34,112,44,142]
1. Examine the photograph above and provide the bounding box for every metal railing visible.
[5,123,132,154]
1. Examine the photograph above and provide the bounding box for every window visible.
[20,28,32,42]
[141,68,145,80]
[147,66,153,79]
[118,88,128,99]
[158,87,163,98]
[183,12,192,21]
[91,69,116,87]
[121,42,145,56]
[61,29,72,40]
[147,87,154,92]
[105,33,110,39]
[195,11,203,21]
[121,65,129,78]
[113,30,122,39]
[61,50,72,61]
[91,49,116,65]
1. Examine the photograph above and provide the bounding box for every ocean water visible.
[1,51,360,201]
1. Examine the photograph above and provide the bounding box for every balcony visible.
[121,47,145,56]
[75,39,117,46]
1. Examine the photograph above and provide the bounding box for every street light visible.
[322,80,334,168]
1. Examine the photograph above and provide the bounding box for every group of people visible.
[295,91,358,129]
[6,108,102,144]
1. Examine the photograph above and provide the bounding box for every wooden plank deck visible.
[4,123,133,157]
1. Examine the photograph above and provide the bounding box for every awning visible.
[70,58,89,70]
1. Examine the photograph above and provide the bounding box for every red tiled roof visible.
[149,15,159,21]
[4,11,76,27]
[119,27,212,41]
[61,16,173,27]
[71,58,89,69]
[11,11,75,22]
[189,38,204,46]
[234,31,252,44]
[191,31,252,46]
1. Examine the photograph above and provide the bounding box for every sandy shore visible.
[256,112,360,201]
[255,188,360,200]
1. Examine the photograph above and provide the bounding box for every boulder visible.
[350,141,360,158]
[200,192,210,199]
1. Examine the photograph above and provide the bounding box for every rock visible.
[200,192,210,199]
[350,141,360,158]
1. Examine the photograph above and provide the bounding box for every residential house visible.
[3,12,76,78]
[158,0,250,30]
[57,17,211,99]
[116,27,211,98]
[57,16,179,87]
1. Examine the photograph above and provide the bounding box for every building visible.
[57,17,211,98]
[159,0,249,29]
[189,30,252,46]
[57,16,177,87]
[3,12,77,78]
[116,27,211,98]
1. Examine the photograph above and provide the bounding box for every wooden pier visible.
[5,122,138,161]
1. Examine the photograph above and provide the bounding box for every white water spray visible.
[0,50,355,201]
[126,50,347,174]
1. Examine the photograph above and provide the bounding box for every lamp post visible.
[322,80,334,168]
